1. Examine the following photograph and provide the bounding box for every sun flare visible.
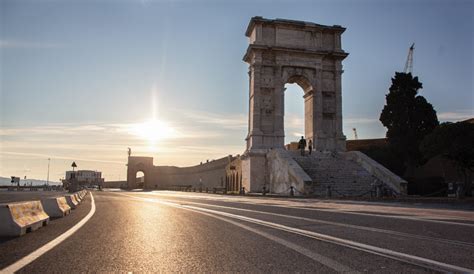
[129,119,175,143]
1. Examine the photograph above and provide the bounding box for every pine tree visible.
[380,72,439,173]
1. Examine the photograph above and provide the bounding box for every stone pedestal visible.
[242,149,268,193]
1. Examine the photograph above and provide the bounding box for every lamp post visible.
[69,161,78,193]
[47,158,51,186]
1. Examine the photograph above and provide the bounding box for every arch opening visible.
[287,75,313,93]
[136,171,145,189]
[283,75,314,148]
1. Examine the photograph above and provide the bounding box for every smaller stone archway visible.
[127,156,155,189]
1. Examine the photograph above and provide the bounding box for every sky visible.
[1,0,473,182]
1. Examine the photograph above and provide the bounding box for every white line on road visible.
[116,193,355,272]
[153,198,474,248]
[1,193,96,274]
[183,206,357,273]
[135,191,474,227]
[118,193,474,273]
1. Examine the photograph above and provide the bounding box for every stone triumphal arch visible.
[244,17,348,151]
[242,17,349,191]
[126,156,156,189]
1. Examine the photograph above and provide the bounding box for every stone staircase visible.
[289,151,376,197]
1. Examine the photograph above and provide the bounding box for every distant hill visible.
[0,176,61,186]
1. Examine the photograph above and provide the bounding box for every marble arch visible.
[242,17,349,191]
[243,17,348,151]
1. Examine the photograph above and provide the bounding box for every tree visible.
[420,121,474,196]
[380,72,439,173]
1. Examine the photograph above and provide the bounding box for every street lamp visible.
[47,158,51,186]
[70,162,78,193]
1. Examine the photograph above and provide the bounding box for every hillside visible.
[0,176,61,186]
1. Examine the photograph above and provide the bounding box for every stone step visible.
[291,152,376,196]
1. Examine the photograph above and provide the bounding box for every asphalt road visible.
[1,190,473,273]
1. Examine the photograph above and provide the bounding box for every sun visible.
[129,119,175,143]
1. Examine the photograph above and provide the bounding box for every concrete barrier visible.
[0,201,50,237]
[65,195,79,209]
[74,193,82,204]
[79,190,88,200]
[41,197,71,218]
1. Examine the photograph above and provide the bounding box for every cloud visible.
[0,123,111,136]
[182,110,247,130]
[0,119,248,179]
[0,39,63,49]
[285,114,304,129]
[0,151,126,165]
[344,117,378,124]
[438,111,473,122]
[341,111,473,125]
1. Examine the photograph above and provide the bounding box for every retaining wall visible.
[156,156,236,189]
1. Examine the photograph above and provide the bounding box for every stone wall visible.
[102,180,126,188]
[346,138,388,151]
[154,155,236,190]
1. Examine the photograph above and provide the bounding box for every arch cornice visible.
[243,45,348,63]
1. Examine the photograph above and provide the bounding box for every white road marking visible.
[118,193,474,273]
[1,193,96,274]
[131,191,474,227]
[183,206,357,273]
[153,198,474,248]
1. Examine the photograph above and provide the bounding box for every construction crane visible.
[404,43,415,74]
[352,128,358,140]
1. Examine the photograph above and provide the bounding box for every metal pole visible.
[47,158,51,186]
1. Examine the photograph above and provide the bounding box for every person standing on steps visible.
[308,139,313,155]
[298,136,307,156]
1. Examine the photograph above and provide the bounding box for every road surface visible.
[1,190,473,273]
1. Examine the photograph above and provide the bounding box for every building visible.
[63,170,104,188]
